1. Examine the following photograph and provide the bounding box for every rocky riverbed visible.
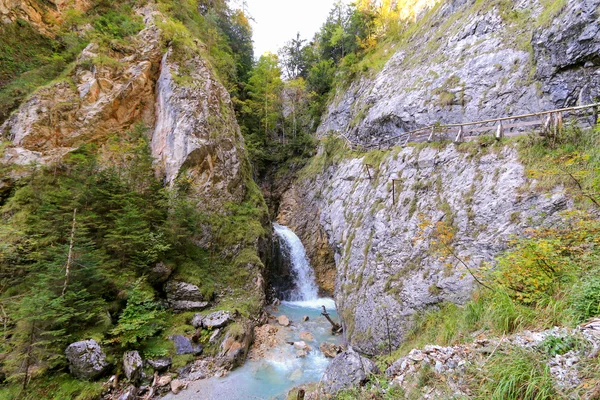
[162,300,343,400]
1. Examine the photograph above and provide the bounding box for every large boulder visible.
[123,351,143,382]
[65,339,110,380]
[169,335,203,355]
[147,357,172,372]
[202,311,231,329]
[321,349,379,394]
[165,281,209,312]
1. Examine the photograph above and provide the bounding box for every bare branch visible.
[62,209,77,297]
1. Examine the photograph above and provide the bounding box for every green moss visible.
[537,0,568,27]
[299,134,352,179]
[0,374,102,400]
[362,148,390,170]
[428,284,441,295]
[172,353,196,370]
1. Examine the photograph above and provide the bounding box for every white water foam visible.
[283,298,337,310]
[273,223,320,301]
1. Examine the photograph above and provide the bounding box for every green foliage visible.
[92,9,144,40]
[475,348,556,400]
[333,373,405,400]
[0,19,85,123]
[570,276,600,323]
[299,135,351,179]
[110,279,167,347]
[538,334,579,356]
[519,124,600,208]
[0,373,102,400]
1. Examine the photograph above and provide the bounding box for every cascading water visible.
[165,223,340,400]
[273,223,320,301]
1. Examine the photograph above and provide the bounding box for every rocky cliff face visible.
[152,49,246,208]
[0,5,250,213]
[281,143,570,354]
[278,0,598,355]
[0,2,266,368]
[0,6,161,172]
[318,0,600,146]
[0,0,91,35]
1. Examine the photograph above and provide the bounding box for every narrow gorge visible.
[0,0,599,399]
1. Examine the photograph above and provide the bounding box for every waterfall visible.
[273,223,319,301]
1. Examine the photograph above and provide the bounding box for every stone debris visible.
[300,332,314,342]
[147,357,172,372]
[302,315,310,322]
[157,375,172,387]
[116,385,137,400]
[249,324,283,360]
[320,342,343,358]
[293,341,311,352]
[296,349,308,358]
[277,315,290,327]
[384,325,600,396]
[170,379,186,394]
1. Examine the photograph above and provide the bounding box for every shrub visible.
[93,10,144,40]
[538,334,579,356]
[110,279,167,347]
[571,276,600,323]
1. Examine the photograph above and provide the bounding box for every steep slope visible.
[280,142,569,354]
[318,0,599,145]
[0,2,267,396]
[279,0,599,355]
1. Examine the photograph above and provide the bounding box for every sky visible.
[241,0,351,58]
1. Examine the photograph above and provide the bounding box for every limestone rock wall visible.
[281,144,570,355]
[318,0,600,146]
[151,50,246,208]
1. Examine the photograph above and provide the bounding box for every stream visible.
[163,224,341,400]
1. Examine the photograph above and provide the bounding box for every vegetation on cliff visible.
[0,0,267,397]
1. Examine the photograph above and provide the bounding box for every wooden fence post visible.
[364,164,373,180]
[454,126,464,143]
[495,120,504,140]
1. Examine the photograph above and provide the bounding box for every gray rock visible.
[165,281,209,312]
[209,329,221,343]
[148,262,173,284]
[147,357,172,372]
[202,311,231,329]
[280,144,573,354]
[191,313,204,329]
[169,335,203,355]
[123,351,143,382]
[65,339,109,380]
[321,349,379,394]
[117,385,137,400]
[151,48,247,210]
[316,0,599,147]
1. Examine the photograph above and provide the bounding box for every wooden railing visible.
[340,103,600,150]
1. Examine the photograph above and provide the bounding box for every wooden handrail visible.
[348,102,600,149]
